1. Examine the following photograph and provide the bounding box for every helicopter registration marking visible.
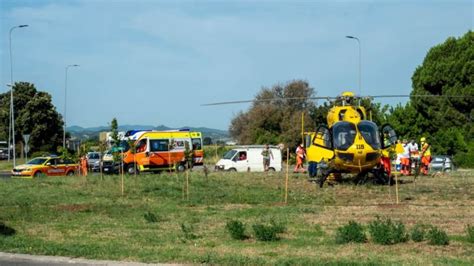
[356,144,364,149]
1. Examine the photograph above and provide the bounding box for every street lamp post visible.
[345,35,361,95]
[8,24,28,167]
[63,64,79,149]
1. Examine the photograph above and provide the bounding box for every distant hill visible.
[67,124,229,141]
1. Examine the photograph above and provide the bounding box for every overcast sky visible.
[1,0,472,130]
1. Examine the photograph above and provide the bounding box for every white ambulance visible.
[215,145,282,172]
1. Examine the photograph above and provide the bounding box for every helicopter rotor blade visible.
[202,96,336,106]
[203,93,474,106]
[368,94,474,99]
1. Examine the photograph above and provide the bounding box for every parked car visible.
[86,152,101,172]
[0,141,9,160]
[102,160,122,174]
[11,156,78,177]
[430,155,454,172]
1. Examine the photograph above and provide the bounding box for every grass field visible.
[0,168,473,265]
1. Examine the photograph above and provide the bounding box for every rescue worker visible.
[395,140,404,172]
[261,144,273,172]
[184,142,194,170]
[407,139,419,174]
[400,139,410,175]
[80,155,88,176]
[420,137,431,175]
[294,143,306,173]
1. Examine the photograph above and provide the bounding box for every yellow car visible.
[11,156,79,178]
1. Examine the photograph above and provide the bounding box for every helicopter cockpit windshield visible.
[357,121,381,150]
[333,122,356,150]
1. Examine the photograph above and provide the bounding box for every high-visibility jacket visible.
[421,142,431,156]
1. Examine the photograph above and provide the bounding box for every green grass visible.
[0,169,473,265]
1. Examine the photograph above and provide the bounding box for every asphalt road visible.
[0,252,175,266]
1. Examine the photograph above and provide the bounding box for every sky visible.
[1,0,472,130]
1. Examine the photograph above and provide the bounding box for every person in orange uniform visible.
[400,139,410,175]
[294,143,306,173]
[420,137,431,175]
[80,155,88,176]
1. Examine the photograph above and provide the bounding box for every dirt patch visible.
[54,204,91,212]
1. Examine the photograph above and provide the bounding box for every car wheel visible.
[176,164,186,172]
[268,167,276,172]
[127,165,139,175]
[66,171,75,176]
[33,171,43,178]
[444,168,451,173]
[228,168,237,172]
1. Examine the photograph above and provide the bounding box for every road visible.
[0,252,176,266]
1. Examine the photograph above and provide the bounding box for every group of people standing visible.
[396,137,431,175]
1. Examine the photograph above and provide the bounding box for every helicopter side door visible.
[310,125,335,162]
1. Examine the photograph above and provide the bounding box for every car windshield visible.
[357,121,381,150]
[333,122,356,150]
[27,158,48,165]
[88,153,100,159]
[223,150,238,160]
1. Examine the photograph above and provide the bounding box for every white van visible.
[215,146,282,172]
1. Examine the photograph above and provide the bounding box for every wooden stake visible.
[285,148,289,204]
[395,173,399,204]
[182,172,185,200]
[186,170,189,201]
[121,152,124,196]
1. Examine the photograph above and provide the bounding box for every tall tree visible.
[229,80,316,149]
[110,118,119,146]
[409,31,473,160]
[0,82,63,153]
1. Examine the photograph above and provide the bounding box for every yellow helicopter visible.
[303,91,397,187]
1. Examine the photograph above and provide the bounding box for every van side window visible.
[136,139,147,153]
[150,139,169,152]
[192,138,202,150]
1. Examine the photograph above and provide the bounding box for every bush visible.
[0,222,16,236]
[410,223,427,242]
[335,221,366,244]
[253,224,278,241]
[467,225,474,243]
[181,223,198,240]
[226,220,247,240]
[427,226,449,246]
[252,220,286,242]
[143,211,158,223]
[368,217,408,245]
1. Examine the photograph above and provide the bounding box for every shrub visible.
[252,218,287,242]
[143,211,158,223]
[466,225,474,244]
[226,220,247,240]
[335,220,366,244]
[253,224,279,241]
[427,226,449,246]
[181,223,198,240]
[0,222,16,236]
[410,223,427,242]
[368,217,408,245]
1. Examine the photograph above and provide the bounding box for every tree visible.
[229,80,316,149]
[110,118,119,146]
[0,82,63,153]
[409,31,473,163]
